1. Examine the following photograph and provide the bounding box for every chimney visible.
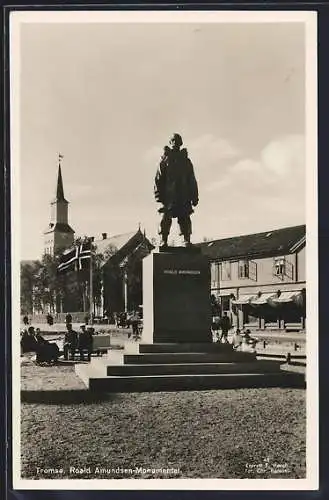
[102,232,107,240]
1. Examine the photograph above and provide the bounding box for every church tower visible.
[44,157,75,255]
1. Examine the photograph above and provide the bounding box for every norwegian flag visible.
[58,241,91,273]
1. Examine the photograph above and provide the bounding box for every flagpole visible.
[89,240,93,325]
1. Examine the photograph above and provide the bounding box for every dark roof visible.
[44,222,75,234]
[95,231,138,257]
[197,224,305,261]
[95,229,154,267]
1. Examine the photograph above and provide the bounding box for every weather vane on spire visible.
[58,153,64,166]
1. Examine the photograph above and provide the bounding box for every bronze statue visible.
[154,133,199,247]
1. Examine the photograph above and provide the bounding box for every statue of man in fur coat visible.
[154,133,199,247]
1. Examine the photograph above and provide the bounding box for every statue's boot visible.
[159,236,168,248]
[178,215,192,247]
[159,213,171,248]
[183,237,193,248]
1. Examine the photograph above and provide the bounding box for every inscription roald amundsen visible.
[163,269,201,275]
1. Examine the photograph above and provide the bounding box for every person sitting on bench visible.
[21,326,36,353]
[63,323,78,361]
[34,328,59,364]
[232,329,243,351]
[242,329,258,350]
[78,325,93,361]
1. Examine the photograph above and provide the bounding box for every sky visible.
[18,19,306,259]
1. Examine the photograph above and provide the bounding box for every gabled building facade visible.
[198,225,306,331]
[94,229,154,316]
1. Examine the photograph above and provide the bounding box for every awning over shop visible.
[216,291,232,297]
[232,294,257,305]
[250,292,277,305]
[272,290,303,303]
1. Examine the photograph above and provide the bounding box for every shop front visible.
[232,289,305,332]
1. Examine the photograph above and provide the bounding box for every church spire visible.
[44,153,74,256]
[55,154,68,202]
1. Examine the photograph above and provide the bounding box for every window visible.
[238,260,249,278]
[273,257,294,280]
[211,262,220,286]
[238,260,257,281]
[220,261,231,281]
[274,257,285,277]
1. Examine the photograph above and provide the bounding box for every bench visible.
[62,334,112,360]
[92,334,111,350]
[284,323,304,332]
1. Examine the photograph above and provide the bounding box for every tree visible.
[20,260,42,314]
[21,250,80,315]
[33,252,67,313]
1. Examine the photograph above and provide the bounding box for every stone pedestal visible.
[142,248,212,343]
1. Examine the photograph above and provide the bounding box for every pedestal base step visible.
[125,342,234,354]
[123,351,257,364]
[75,363,305,392]
[105,361,282,376]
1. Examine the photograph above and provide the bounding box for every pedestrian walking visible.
[46,313,54,326]
[65,313,72,326]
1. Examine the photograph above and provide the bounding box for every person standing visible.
[219,312,231,343]
[131,311,140,340]
[212,315,221,342]
[65,313,72,326]
[46,313,54,326]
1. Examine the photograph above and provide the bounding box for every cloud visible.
[143,134,240,200]
[195,134,305,240]
[205,177,232,193]
[143,134,305,237]
[230,159,261,174]
[144,134,239,168]
[206,134,305,193]
[261,134,305,177]
[188,134,239,164]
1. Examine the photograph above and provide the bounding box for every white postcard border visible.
[10,9,318,491]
